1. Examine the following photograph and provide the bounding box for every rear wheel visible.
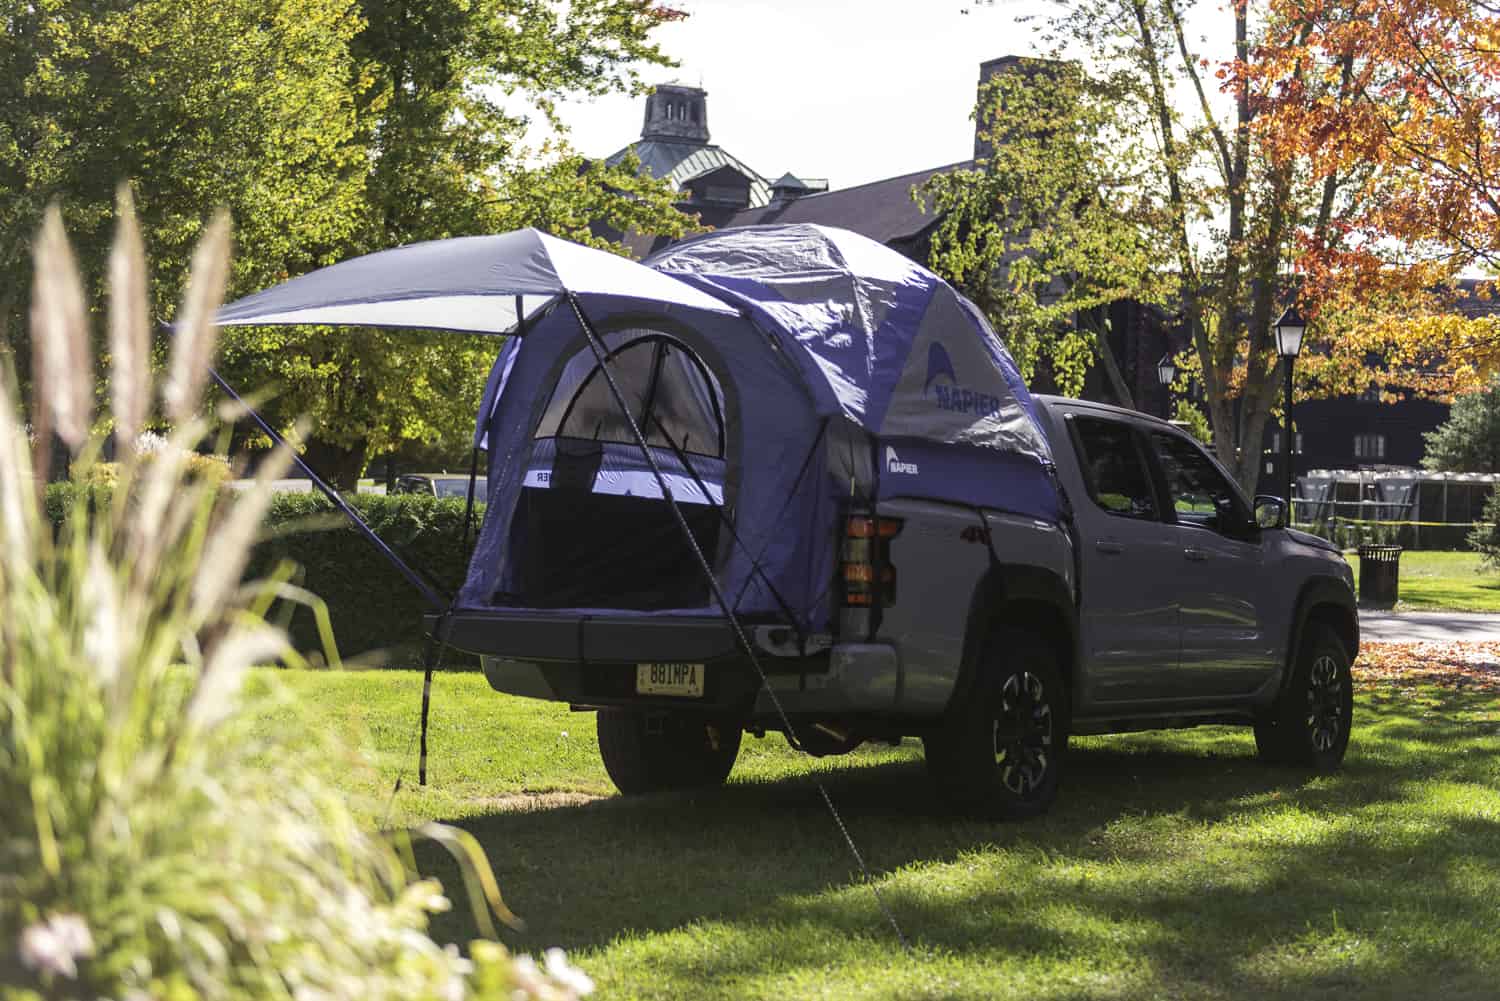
[923,628,1068,819]
[1255,623,1353,772]
[596,709,742,795]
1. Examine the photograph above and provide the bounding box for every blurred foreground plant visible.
[0,193,592,1001]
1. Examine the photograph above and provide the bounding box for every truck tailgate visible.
[424,609,745,664]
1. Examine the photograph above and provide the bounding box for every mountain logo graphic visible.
[886,446,919,475]
[924,342,957,397]
[921,340,1003,418]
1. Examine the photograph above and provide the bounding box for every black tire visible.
[923,627,1069,820]
[596,709,742,795]
[1254,623,1353,772]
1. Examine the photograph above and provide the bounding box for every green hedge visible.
[47,485,483,664]
[250,493,483,664]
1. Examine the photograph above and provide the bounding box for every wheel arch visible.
[948,563,1080,716]
[1282,576,1359,696]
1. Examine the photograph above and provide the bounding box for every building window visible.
[1270,432,1304,454]
[1353,433,1386,460]
[1361,382,1380,403]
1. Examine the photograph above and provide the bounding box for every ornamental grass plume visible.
[0,194,592,1001]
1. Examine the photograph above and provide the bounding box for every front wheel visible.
[596,709,742,795]
[1255,623,1353,772]
[923,627,1068,820]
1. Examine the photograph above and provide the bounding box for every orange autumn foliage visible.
[1359,641,1500,693]
[1253,0,1500,397]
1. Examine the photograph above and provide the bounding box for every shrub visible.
[249,492,482,662]
[1423,375,1500,472]
[2,199,590,1000]
[1470,489,1500,566]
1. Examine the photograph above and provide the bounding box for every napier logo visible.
[886,446,919,475]
[923,341,1003,418]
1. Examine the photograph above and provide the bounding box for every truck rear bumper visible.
[425,609,903,717]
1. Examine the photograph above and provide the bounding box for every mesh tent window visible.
[534,333,726,459]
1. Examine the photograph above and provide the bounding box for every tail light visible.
[840,515,901,609]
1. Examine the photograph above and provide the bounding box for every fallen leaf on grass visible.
[1358,641,1500,693]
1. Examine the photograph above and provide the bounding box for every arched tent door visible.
[536,334,726,466]
[509,331,732,609]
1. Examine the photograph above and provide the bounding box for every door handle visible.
[1184,547,1208,562]
[1095,540,1125,555]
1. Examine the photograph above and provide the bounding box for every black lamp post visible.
[1156,352,1177,418]
[1275,306,1306,509]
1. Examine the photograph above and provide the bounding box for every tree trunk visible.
[302,436,369,492]
[1095,331,1136,410]
[1206,0,1254,489]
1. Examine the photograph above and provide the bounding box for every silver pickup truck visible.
[453,394,1358,820]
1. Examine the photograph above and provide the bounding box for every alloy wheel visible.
[991,671,1054,796]
[1305,654,1346,752]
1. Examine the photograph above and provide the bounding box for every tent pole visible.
[563,293,908,949]
[647,413,805,642]
[209,367,449,610]
[459,447,481,554]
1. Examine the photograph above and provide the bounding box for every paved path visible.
[1359,610,1500,643]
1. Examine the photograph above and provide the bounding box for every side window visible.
[1069,417,1159,520]
[1150,432,1244,531]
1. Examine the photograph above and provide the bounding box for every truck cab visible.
[1035,397,1357,722]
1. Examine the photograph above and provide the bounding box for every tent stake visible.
[417,612,453,786]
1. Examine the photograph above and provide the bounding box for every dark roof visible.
[605,140,772,208]
[1452,278,1500,317]
[721,161,968,246]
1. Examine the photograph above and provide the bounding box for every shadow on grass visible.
[414,694,1500,998]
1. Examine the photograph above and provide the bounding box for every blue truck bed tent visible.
[460,224,1059,634]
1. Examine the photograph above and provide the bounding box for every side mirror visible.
[1254,495,1287,530]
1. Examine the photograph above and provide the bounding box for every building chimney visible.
[973,55,1023,161]
[641,83,710,144]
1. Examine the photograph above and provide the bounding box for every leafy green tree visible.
[0,0,368,330]
[922,58,1167,405]
[4,0,698,486]
[216,0,700,486]
[348,0,684,250]
[1423,377,1500,474]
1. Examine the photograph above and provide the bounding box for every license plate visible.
[635,662,705,697]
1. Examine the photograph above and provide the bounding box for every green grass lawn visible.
[252,667,1500,1000]
[1352,549,1500,612]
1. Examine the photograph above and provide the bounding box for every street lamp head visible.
[1156,352,1177,387]
[1275,305,1306,358]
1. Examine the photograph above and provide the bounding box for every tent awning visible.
[215,228,739,335]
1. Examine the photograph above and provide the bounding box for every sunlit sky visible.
[530,0,1077,190]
